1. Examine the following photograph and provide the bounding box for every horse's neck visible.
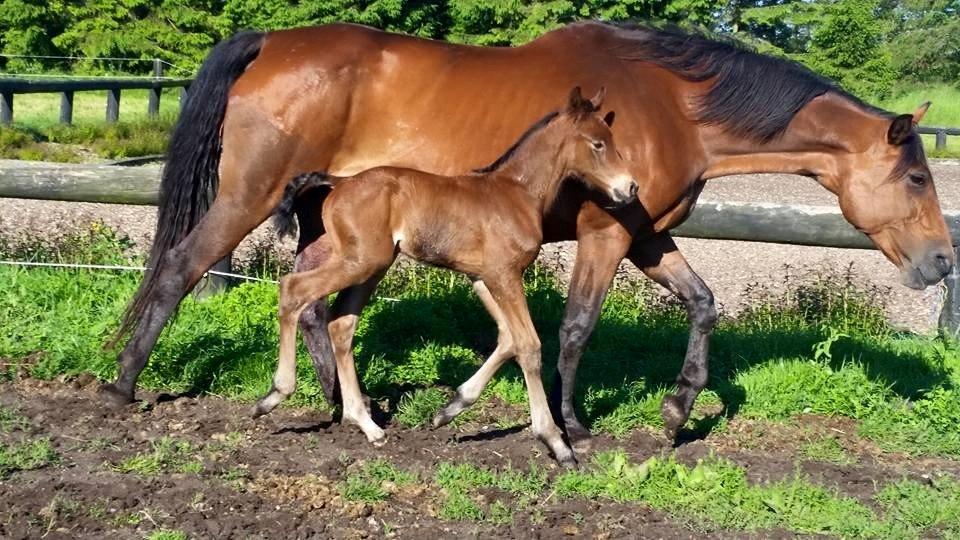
[700,93,886,191]
[494,132,567,212]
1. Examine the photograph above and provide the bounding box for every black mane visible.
[605,22,890,143]
[474,111,560,173]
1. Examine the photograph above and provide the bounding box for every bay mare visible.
[253,88,636,465]
[103,21,953,454]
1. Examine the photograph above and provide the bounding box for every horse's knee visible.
[558,304,596,351]
[328,316,358,355]
[688,287,716,333]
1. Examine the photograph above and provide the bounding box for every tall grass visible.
[879,83,960,158]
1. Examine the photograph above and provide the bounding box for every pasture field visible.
[3,223,960,537]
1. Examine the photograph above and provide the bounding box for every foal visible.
[254,87,637,466]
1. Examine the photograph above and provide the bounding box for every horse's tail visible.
[273,172,340,239]
[108,31,264,348]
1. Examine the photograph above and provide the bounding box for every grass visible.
[0,438,59,479]
[110,437,204,476]
[0,117,173,162]
[8,89,181,129]
[879,83,960,158]
[145,530,188,540]
[340,458,417,503]
[3,223,960,458]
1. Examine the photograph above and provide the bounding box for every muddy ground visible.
[2,377,959,539]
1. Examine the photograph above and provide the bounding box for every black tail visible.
[109,31,264,348]
[273,171,338,239]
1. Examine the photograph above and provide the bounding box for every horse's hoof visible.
[558,453,579,469]
[566,422,593,455]
[98,383,134,409]
[660,395,685,443]
[432,407,456,429]
[250,402,269,419]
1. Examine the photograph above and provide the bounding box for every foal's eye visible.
[908,173,927,187]
[591,140,605,151]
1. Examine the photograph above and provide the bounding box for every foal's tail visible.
[273,172,341,238]
[109,31,264,348]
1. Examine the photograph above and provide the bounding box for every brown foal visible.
[252,88,636,466]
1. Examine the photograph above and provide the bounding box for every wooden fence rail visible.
[918,127,960,151]
[1,159,960,332]
[0,71,192,125]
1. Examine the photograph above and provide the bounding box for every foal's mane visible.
[603,22,891,143]
[474,111,560,174]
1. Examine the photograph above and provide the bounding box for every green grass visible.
[0,117,173,162]
[879,83,960,158]
[340,458,416,503]
[3,223,960,458]
[0,438,59,479]
[798,436,855,465]
[145,530,188,540]
[110,437,204,476]
[0,405,28,433]
[9,89,181,129]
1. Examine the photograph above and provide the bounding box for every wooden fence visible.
[0,64,192,125]
[2,159,960,333]
[919,127,960,151]
[1,75,959,151]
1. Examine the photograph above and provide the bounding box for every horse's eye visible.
[591,140,605,151]
[908,173,927,187]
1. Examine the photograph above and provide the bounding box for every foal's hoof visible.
[558,454,579,470]
[660,395,686,443]
[97,383,134,409]
[250,402,271,419]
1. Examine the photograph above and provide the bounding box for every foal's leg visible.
[432,280,515,427]
[327,276,389,444]
[550,224,633,451]
[627,232,717,440]
[253,241,381,420]
[485,273,576,467]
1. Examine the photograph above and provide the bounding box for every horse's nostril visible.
[935,253,954,274]
[628,182,638,198]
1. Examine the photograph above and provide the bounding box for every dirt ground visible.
[2,160,959,333]
[2,377,958,539]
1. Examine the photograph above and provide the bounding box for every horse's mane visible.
[602,22,891,143]
[474,111,560,173]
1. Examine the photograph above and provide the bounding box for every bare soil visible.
[2,377,958,539]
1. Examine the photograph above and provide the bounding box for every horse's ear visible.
[912,101,931,124]
[567,86,586,113]
[887,114,914,146]
[603,111,616,127]
[589,87,606,111]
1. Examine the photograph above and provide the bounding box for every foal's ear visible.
[912,101,931,124]
[603,111,616,127]
[887,114,915,146]
[589,87,606,111]
[567,86,587,113]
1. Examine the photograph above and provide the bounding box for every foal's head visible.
[551,87,637,206]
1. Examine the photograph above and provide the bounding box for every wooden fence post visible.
[148,59,163,118]
[936,130,948,151]
[939,246,960,338]
[1,91,12,125]
[59,91,74,124]
[106,88,121,123]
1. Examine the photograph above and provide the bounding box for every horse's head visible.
[826,103,953,289]
[558,86,638,206]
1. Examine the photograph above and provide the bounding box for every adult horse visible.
[103,21,953,453]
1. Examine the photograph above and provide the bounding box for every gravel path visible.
[3,160,959,333]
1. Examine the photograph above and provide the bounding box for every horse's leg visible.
[550,225,632,451]
[627,232,717,441]
[100,197,275,405]
[485,273,576,467]
[432,280,515,427]
[253,242,387,441]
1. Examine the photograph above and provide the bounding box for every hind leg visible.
[100,198,275,406]
[433,280,514,427]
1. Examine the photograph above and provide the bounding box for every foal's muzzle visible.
[611,179,639,206]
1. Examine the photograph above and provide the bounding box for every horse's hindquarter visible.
[221,23,706,240]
